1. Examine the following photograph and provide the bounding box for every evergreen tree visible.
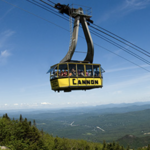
[19,114,23,122]
[53,136,59,149]
[41,129,44,137]
[33,119,36,126]
[95,146,98,150]
[147,144,150,150]
[113,141,116,147]
[29,121,31,126]
[102,140,107,150]
[2,113,10,120]
[115,143,120,150]
[85,145,90,150]
[121,146,124,150]
[0,114,49,150]
[126,145,130,150]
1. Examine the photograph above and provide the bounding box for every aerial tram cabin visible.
[49,62,103,92]
[47,3,104,92]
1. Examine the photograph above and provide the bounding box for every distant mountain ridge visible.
[1,101,150,118]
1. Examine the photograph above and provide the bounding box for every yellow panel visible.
[69,78,102,87]
[51,77,102,91]
[77,78,86,86]
[79,78,102,86]
[93,78,102,86]
[70,78,78,86]
[85,78,94,86]
[58,78,69,87]
[51,79,59,90]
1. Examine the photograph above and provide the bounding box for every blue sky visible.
[0,0,150,110]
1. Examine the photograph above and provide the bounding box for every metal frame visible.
[55,5,94,63]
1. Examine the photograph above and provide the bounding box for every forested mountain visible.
[1,102,150,149]
[0,114,129,150]
[32,109,150,145]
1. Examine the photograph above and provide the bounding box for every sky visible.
[0,0,150,110]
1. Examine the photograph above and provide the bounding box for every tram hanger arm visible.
[54,3,93,23]
[59,7,94,63]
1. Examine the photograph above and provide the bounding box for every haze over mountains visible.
[1,101,150,117]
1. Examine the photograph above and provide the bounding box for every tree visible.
[19,114,23,122]
[2,113,10,120]
[115,143,120,150]
[53,136,59,149]
[85,145,90,150]
[95,146,99,150]
[121,146,124,150]
[147,144,150,150]
[102,140,107,150]
[29,121,31,126]
[41,129,44,139]
[33,119,36,126]
[126,145,130,150]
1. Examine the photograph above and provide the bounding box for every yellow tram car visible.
[49,62,103,92]
[47,3,104,92]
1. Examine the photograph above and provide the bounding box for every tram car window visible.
[93,65,100,77]
[58,64,68,77]
[50,65,58,79]
[86,65,93,77]
[77,64,85,77]
[100,67,105,78]
[69,64,76,77]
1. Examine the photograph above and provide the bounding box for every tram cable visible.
[95,43,150,73]
[92,23,150,55]
[1,0,150,73]
[90,25,150,57]
[43,0,150,57]
[89,29,150,65]
[47,0,55,5]
[26,0,69,22]
[26,0,150,65]
[41,0,55,8]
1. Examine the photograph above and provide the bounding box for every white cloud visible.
[0,50,11,64]
[125,0,150,10]
[0,50,11,58]
[0,30,15,48]
[5,104,8,106]
[41,102,51,105]
[1,30,15,38]
[0,30,15,65]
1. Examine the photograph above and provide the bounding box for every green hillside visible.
[1,108,150,149]
[117,135,150,149]
[0,114,128,150]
